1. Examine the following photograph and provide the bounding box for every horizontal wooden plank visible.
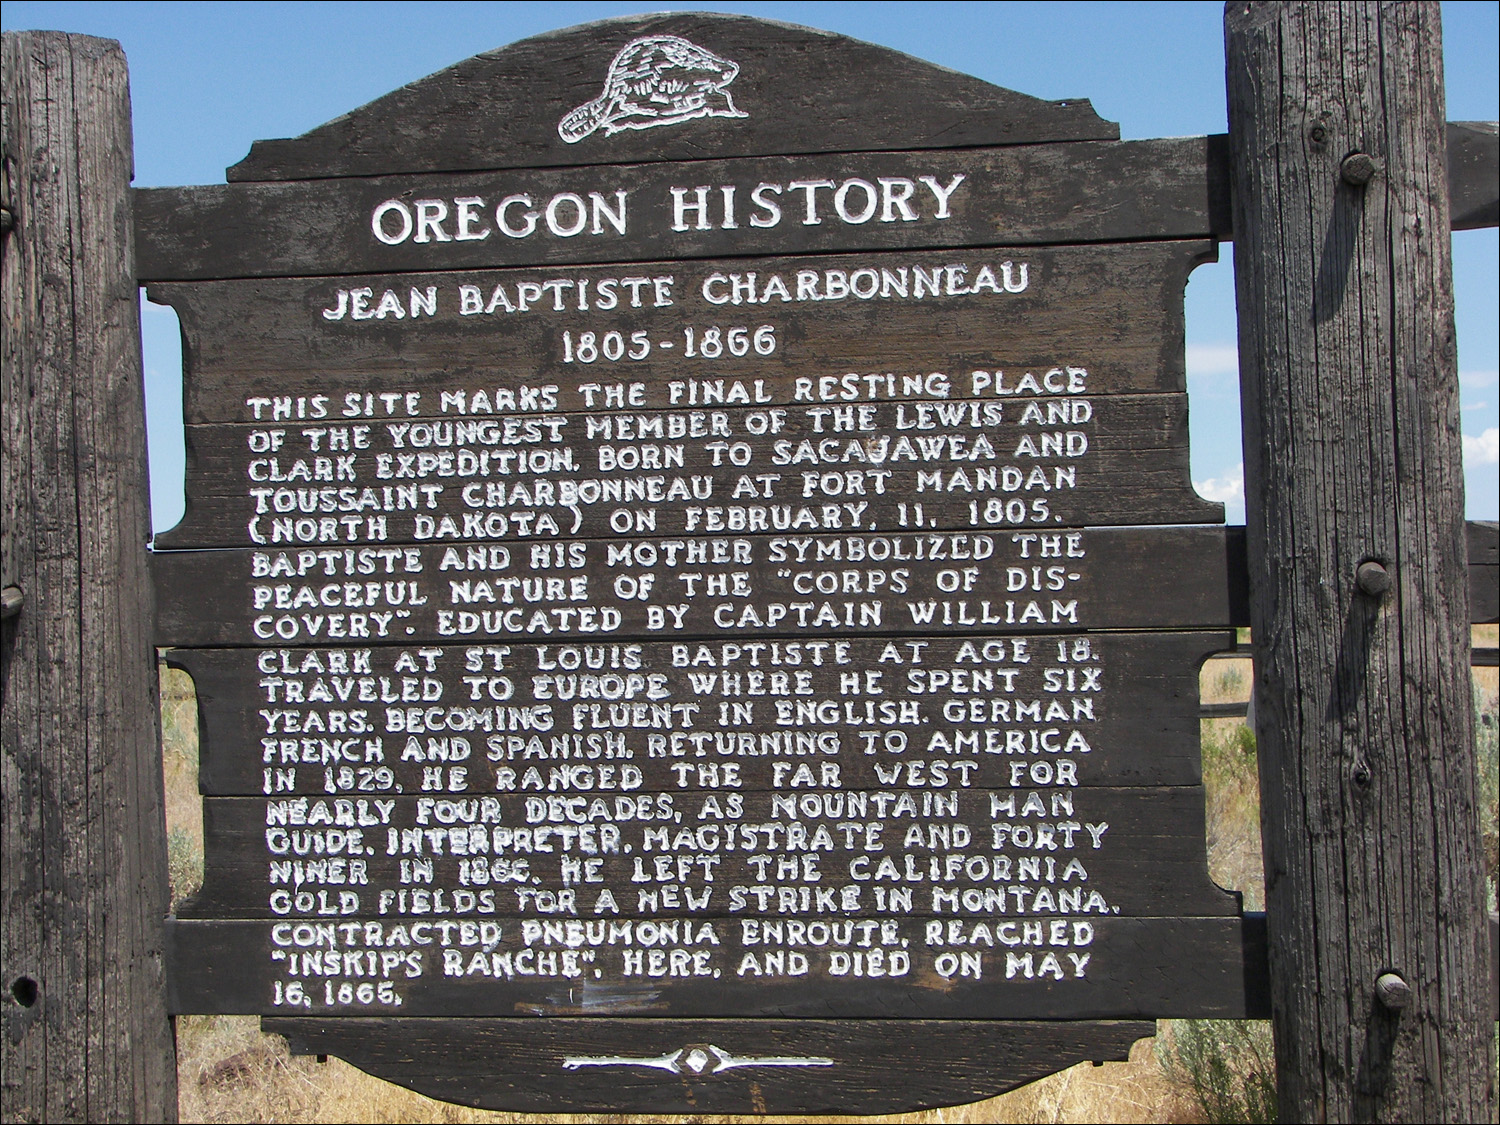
[160,393,1217,550]
[1469,521,1498,623]
[1491,912,1498,1022]
[1449,121,1500,230]
[1469,569,1497,625]
[144,515,1500,643]
[134,138,1232,281]
[162,517,1497,637]
[170,630,1227,795]
[149,241,1210,424]
[1470,520,1500,565]
[261,1016,1155,1114]
[226,13,1118,182]
[183,786,1237,920]
[135,121,1496,283]
[166,914,1262,1019]
[150,524,1251,647]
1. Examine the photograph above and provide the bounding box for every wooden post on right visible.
[1225,3,1493,1121]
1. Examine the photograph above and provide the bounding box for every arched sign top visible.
[141,11,1273,1116]
[226,12,1118,182]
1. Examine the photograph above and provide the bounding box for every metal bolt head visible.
[0,586,22,619]
[1341,152,1378,186]
[1356,561,1390,597]
[1375,972,1411,1010]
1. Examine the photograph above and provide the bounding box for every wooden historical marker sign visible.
[139,14,1264,1114]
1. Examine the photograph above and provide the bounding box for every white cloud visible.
[1459,369,1498,389]
[1462,427,1499,467]
[1194,462,1245,504]
[1185,344,1239,378]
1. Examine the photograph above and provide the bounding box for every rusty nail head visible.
[1375,972,1411,1010]
[1356,561,1390,597]
[0,586,22,619]
[1341,152,1378,186]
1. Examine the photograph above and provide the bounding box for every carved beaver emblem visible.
[558,35,748,143]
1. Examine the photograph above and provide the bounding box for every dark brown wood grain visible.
[1468,521,1498,622]
[134,137,1235,282]
[170,630,1229,795]
[159,392,1217,550]
[165,913,1257,1019]
[1470,521,1500,566]
[1448,121,1500,229]
[250,920,1270,1113]
[149,240,1212,425]
[1227,4,1493,1120]
[0,31,178,1124]
[263,1017,1155,1115]
[144,521,1499,671]
[136,122,1499,286]
[225,13,1118,183]
[182,786,1238,919]
[150,524,1251,648]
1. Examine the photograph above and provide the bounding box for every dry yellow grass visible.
[161,666,204,904]
[1196,657,1263,912]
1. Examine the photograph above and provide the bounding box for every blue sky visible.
[5,1,1496,530]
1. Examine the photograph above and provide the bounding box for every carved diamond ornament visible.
[562,1043,834,1075]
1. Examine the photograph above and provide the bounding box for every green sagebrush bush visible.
[1476,681,1498,909]
[1157,1019,1277,1125]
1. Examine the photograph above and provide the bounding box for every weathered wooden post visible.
[1,31,178,1124]
[1226,3,1493,1120]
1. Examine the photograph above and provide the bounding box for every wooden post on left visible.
[1,31,178,1123]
